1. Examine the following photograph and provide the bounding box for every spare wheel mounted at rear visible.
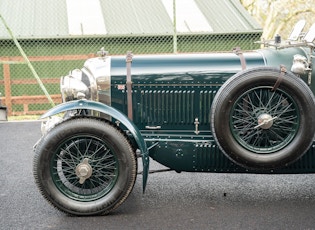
[211,67,315,170]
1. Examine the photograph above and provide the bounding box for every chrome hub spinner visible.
[75,158,93,184]
[255,113,277,129]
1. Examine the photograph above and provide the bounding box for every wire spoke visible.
[231,87,299,153]
[52,135,119,200]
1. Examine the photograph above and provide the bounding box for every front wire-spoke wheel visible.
[52,135,119,201]
[33,118,137,216]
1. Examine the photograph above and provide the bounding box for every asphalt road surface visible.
[1,121,315,230]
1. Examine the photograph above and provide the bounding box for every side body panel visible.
[108,47,315,173]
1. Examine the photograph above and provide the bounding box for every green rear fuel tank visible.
[110,47,310,79]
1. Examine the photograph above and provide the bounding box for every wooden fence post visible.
[3,63,12,116]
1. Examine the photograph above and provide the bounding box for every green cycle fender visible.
[40,99,149,192]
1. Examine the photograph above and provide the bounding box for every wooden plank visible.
[9,95,62,104]
[0,54,95,62]
[0,78,60,85]
[11,110,49,116]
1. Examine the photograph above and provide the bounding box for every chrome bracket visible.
[194,118,200,135]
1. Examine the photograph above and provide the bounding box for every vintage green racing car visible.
[33,20,315,215]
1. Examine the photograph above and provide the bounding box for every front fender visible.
[41,99,149,192]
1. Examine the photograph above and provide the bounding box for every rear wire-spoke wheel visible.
[33,118,137,216]
[211,67,315,169]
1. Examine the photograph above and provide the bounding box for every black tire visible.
[33,118,137,216]
[211,67,315,169]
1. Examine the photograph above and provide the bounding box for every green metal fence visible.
[0,31,263,117]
